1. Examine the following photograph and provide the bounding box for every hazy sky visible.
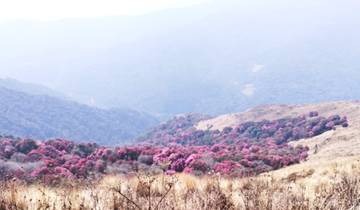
[0,0,207,21]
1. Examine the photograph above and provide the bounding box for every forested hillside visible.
[0,87,158,145]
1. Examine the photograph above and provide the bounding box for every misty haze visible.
[0,0,360,209]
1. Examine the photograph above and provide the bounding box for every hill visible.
[0,100,350,181]
[0,101,359,209]
[196,101,359,161]
[196,101,360,189]
[0,87,158,145]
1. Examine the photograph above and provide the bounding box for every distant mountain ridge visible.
[0,0,359,116]
[0,87,158,145]
[0,78,67,99]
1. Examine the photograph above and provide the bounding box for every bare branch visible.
[112,187,142,210]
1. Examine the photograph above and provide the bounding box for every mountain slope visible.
[0,0,359,115]
[196,101,360,186]
[0,87,158,145]
[196,101,360,159]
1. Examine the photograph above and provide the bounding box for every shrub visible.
[15,139,38,154]
[138,155,154,165]
[0,111,348,180]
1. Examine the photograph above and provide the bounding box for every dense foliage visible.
[0,87,158,145]
[0,112,348,182]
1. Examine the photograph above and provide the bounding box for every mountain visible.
[0,78,67,99]
[0,87,158,145]
[0,0,359,116]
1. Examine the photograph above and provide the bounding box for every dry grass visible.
[1,163,360,210]
[196,101,360,131]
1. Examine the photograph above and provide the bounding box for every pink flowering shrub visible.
[15,139,38,154]
[0,112,349,181]
[214,160,242,174]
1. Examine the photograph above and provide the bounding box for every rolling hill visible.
[196,100,360,161]
[196,101,360,188]
[0,100,350,180]
[0,87,158,145]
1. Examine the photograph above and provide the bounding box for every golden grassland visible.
[1,157,360,210]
